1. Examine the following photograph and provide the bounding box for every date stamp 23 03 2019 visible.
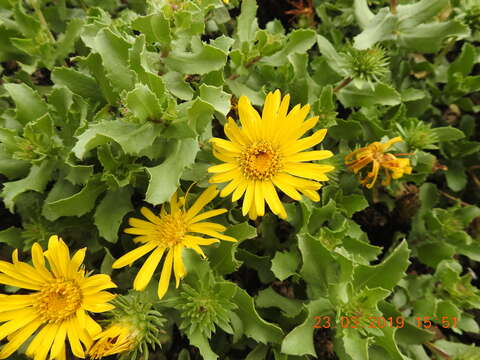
[313,316,458,330]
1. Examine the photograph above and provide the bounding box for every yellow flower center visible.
[157,213,187,247]
[35,279,82,323]
[240,141,282,181]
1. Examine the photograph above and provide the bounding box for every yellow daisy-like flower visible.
[112,186,236,299]
[208,90,334,220]
[88,322,137,359]
[0,235,117,360]
[345,136,413,189]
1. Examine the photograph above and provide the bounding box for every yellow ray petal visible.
[189,209,228,224]
[184,186,219,221]
[112,242,157,269]
[140,207,162,225]
[157,250,174,299]
[283,129,327,155]
[254,181,265,216]
[262,181,287,219]
[285,150,333,162]
[242,183,255,216]
[173,245,185,288]
[133,247,165,291]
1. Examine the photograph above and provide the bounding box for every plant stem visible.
[390,0,398,15]
[438,190,471,207]
[333,77,352,92]
[29,0,55,43]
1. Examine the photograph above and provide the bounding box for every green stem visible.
[29,0,55,43]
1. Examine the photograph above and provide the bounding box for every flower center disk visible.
[157,213,187,247]
[35,279,82,323]
[240,141,281,181]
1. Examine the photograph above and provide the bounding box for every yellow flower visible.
[112,186,236,299]
[208,90,334,220]
[88,322,137,359]
[0,236,117,360]
[345,136,413,189]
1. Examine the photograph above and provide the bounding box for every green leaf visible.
[281,298,333,356]
[397,21,470,53]
[145,139,199,205]
[42,180,106,221]
[82,28,135,92]
[233,285,284,344]
[162,72,194,101]
[432,127,465,142]
[262,29,316,67]
[199,84,231,116]
[125,84,163,122]
[3,83,48,125]
[337,82,401,107]
[271,250,299,281]
[340,194,369,217]
[0,227,23,248]
[343,329,369,360]
[188,332,218,360]
[353,241,410,291]
[449,43,476,77]
[51,67,103,102]
[132,13,171,46]
[165,38,228,75]
[256,287,303,317]
[1,161,55,211]
[73,120,161,158]
[354,0,375,29]
[445,161,466,192]
[316,35,348,75]
[298,232,340,297]
[94,187,133,243]
[237,0,258,44]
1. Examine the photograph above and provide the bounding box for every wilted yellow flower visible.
[345,136,412,188]
[88,322,137,359]
[0,236,117,360]
[113,186,236,299]
[208,90,334,220]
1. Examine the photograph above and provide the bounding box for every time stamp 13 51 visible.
[313,316,458,329]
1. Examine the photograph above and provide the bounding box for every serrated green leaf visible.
[82,28,135,92]
[271,250,299,281]
[353,241,410,291]
[256,287,303,317]
[3,83,48,125]
[237,0,258,44]
[0,227,23,248]
[162,72,194,101]
[281,298,333,356]
[337,82,401,107]
[73,120,160,158]
[199,84,231,116]
[165,38,227,75]
[94,187,133,243]
[42,180,106,221]
[125,83,163,122]
[233,285,283,344]
[1,161,54,211]
[51,67,103,101]
[132,13,171,46]
[145,139,198,205]
[433,127,465,142]
[262,29,316,67]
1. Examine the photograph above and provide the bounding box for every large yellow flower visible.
[112,186,236,299]
[0,236,116,360]
[208,90,334,220]
[345,136,412,188]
